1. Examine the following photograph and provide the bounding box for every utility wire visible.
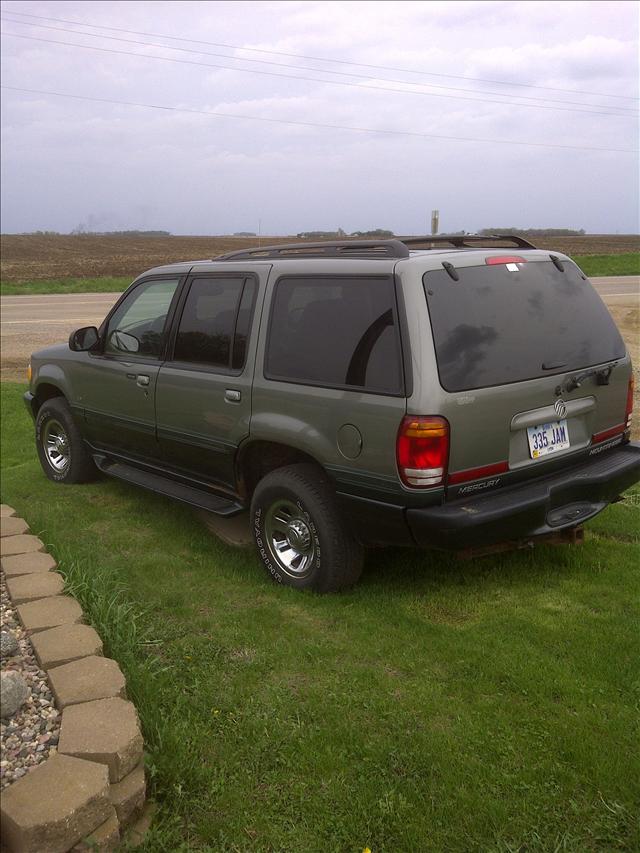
[1,14,636,114]
[3,7,638,103]
[2,85,637,154]
[2,31,637,120]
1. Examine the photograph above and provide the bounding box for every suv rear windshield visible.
[423,260,625,392]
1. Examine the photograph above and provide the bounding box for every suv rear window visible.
[266,276,403,394]
[423,260,625,392]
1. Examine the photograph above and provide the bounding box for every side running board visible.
[93,456,244,517]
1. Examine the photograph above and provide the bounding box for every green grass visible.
[1,253,637,295]
[0,276,131,295]
[1,382,639,852]
[575,253,639,277]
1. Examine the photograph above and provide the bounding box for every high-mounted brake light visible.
[485,256,527,265]
[396,416,449,488]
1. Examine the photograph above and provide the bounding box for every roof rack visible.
[215,239,410,261]
[398,234,537,250]
[214,233,536,261]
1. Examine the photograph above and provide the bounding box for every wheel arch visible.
[235,440,328,500]
[31,381,67,417]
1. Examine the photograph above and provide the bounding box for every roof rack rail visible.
[398,234,537,249]
[214,233,537,262]
[215,239,410,261]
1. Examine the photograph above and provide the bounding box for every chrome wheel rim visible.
[264,499,316,579]
[43,418,70,473]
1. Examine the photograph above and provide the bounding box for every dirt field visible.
[1,233,638,283]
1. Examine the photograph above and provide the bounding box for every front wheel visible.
[35,398,97,484]
[250,464,364,593]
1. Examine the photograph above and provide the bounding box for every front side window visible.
[173,276,256,370]
[266,276,403,394]
[105,279,179,358]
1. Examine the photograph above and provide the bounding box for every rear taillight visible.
[626,375,634,429]
[396,416,449,488]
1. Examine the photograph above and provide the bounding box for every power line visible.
[2,85,637,154]
[1,14,637,114]
[4,7,638,103]
[2,31,637,120]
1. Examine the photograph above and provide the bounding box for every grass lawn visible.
[1,253,638,295]
[1,382,639,852]
[576,253,640,278]
[0,276,131,295]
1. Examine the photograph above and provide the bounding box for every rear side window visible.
[266,276,403,394]
[423,261,625,392]
[173,276,256,370]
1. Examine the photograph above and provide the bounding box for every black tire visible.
[35,397,97,484]
[250,463,364,593]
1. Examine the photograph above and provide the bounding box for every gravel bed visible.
[1,571,61,789]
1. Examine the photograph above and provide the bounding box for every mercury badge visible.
[554,398,567,418]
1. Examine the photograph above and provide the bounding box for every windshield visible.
[423,260,625,392]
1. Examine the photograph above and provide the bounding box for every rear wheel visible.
[250,463,364,592]
[35,398,97,484]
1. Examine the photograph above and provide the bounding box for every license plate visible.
[527,419,570,459]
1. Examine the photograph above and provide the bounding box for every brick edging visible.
[1,505,149,852]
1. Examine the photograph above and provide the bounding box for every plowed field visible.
[1,233,638,283]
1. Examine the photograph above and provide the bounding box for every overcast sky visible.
[1,0,638,235]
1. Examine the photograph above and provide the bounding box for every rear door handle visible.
[136,374,150,387]
[225,389,241,402]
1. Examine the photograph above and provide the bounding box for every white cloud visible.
[0,0,638,234]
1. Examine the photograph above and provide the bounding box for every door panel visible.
[80,358,162,458]
[155,365,252,488]
[76,277,181,459]
[155,272,264,490]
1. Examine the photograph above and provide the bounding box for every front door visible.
[155,271,263,492]
[78,277,181,459]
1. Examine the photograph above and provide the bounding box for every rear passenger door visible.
[155,271,262,492]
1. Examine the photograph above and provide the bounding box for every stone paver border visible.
[0,506,148,852]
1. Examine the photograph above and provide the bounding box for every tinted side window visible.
[232,279,257,370]
[266,276,403,394]
[105,279,179,358]
[174,277,254,369]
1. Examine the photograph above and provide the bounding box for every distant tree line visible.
[478,228,586,236]
[71,229,172,237]
[16,230,172,237]
[296,228,395,239]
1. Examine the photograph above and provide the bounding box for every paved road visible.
[1,277,638,381]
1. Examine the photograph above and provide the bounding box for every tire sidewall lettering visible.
[253,495,320,582]
[37,411,69,481]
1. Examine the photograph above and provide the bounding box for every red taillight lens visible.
[626,375,635,428]
[485,256,526,265]
[396,416,449,487]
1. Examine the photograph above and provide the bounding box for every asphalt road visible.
[1,277,638,381]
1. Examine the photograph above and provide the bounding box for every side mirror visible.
[108,329,140,353]
[69,326,99,352]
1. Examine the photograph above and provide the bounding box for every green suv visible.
[25,236,639,591]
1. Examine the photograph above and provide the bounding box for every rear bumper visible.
[407,442,640,550]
